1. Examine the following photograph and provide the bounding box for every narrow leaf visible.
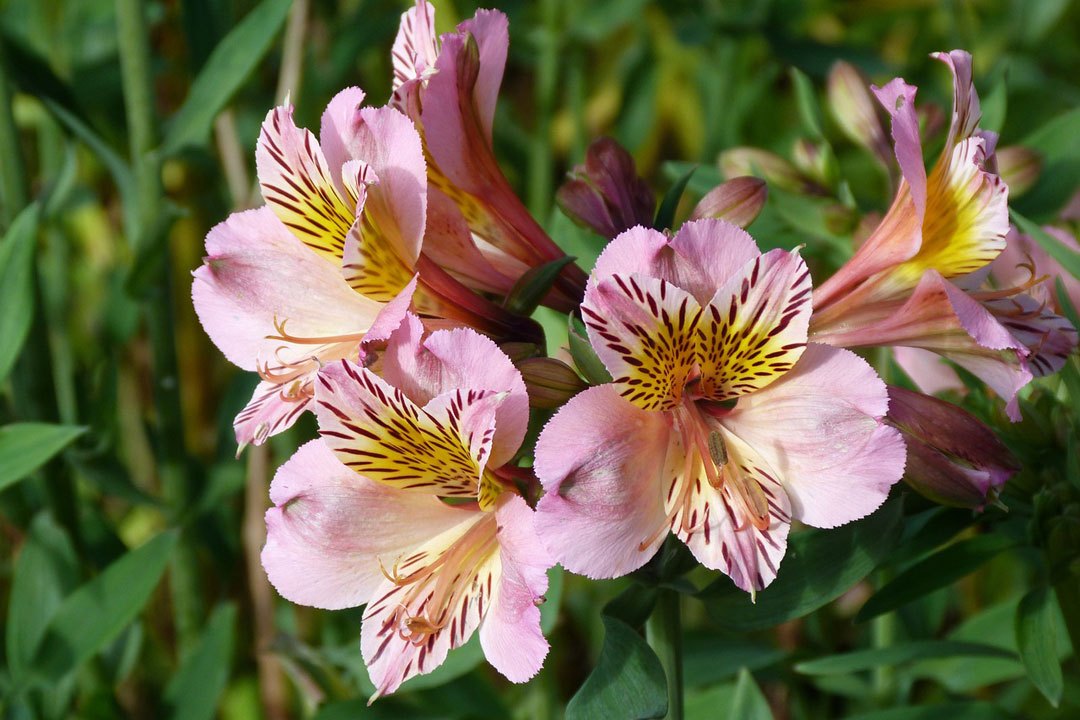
[1012,210,1080,280]
[856,534,1014,622]
[843,703,1012,720]
[653,165,696,231]
[0,423,86,493]
[1015,587,1063,707]
[789,67,825,140]
[164,603,237,720]
[699,499,902,631]
[568,314,613,385]
[566,616,668,720]
[795,640,1014,675]
[504,256,578,316]
[161,0,293,155]
[0,205,40,382]
[27,530,179,686]
[730,668,774,720]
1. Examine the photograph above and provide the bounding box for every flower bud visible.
[827,61,891,166]
[689,176,768,227]
[518,357,587,409]
[886,386,1019,510]
[499,342,539,364]
[792,138,839,188]
[719,147,823,195]
[995,146,1042,198]
[556,137,655,239]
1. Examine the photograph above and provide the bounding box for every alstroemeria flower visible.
[390,1,586,311]
[194,89,540,447]
[533,220,906,594]
[262,314,550,698]
[807,51,1071,419]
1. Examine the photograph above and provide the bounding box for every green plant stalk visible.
[0,35,28,227]
[871,569,898,703]
[646,588,684,720]
[527,0,559,220]
[115,0,203,651]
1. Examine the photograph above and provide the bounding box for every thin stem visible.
[871,569,897,703]
[0,35,28,226]
[646,588,684,720]
[115,0,202,651]
[527,0,559,220]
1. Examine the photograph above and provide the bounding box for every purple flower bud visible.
[827,61,892,167]
[689,176,767,227]
[719,147,825,195]
[886,386,1019,510]
[556,137,655,239]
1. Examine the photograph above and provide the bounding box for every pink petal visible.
[233,380,311,448]
[480,494,552,683]
[892,346,966,395]
[931,50,980,148]
[391,1,439,92]
[381,315,529,467]
[984,294,1078,377]
[534,385,672,578]
[262,439,473,610]
[698,248,811,400]
[873,78,926,218]
[192,207,384,372]
[453,9,509,144]
[721,344,906,529]
[319,86,367,193]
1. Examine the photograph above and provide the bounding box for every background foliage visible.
[0,0,1078,718]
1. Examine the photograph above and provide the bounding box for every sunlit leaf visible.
[0,423,85,493]
[0,204,40,382]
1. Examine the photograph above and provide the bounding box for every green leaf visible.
[856,534,1015,622]
[1015,587,1063,707]
[684,633,785,688]
[26,530,178,686]
[654,165,696,231]
[729,668,774,720]
[1011,210,1080,280]
[540,565,564,634]
[699,499,902,631]
[503,256,578,316]
[568,314,613,385]
[0,423,86,493]
[794,640,1014,675]
[789,67,825,140]
[6,513,79,679]
[605,583,659,628]
[161,0,293,155]
[566,616,668,720]
[0,204,40,383]
[843,703,1012,720]
[164,603,237,720]
[1015,107,1080,217]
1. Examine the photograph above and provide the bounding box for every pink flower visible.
[808,51,1075,419]
[532,220,906,594]
[262,315,550,699]
[194,89,538,448]
[390,1,586,311]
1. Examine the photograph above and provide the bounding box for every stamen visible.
[268,316,369,345]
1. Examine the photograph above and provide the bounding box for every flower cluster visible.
[192,2,1077,700]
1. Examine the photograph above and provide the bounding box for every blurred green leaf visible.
[1015,107,1080,217]
[541,565,564,634]
[843,703,1012,720]
[25,530,179,687]
[565,615,667,720]
[605,583,659,628]
[160,0,293,155]
[684,633,785,688]
[857,534,1015,622]
[699,499,902,631]
[0,423,85,493]
[164,603,237,720]
[1015,587,1063,707]
[0,204,40,382]
[730,668,774,720]
[504,256,578,316]
[789,67,825,140]
[6,513,79,679]
[795,640,1013,675]
[1011,210,1080,280]
[654,165,696,231]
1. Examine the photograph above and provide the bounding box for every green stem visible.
[646,588,684,720]
[0,35,28,227]
[527,0,559,220]
[115,0,202,651]
[871,569,897,704]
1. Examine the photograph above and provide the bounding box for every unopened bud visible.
[499,342,539,364]
[518,357,587,409]
[827,61,891,166]
[556,137,655,239]
[689,177,768,227]
[823,202,857,236]
[719,147,823,195]
[995,146,1042,198]
[886,386,1019,510]
[792,138,839,188]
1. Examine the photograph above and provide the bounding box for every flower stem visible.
[646,588,685,720]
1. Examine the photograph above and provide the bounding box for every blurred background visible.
[1,0,1079,718]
